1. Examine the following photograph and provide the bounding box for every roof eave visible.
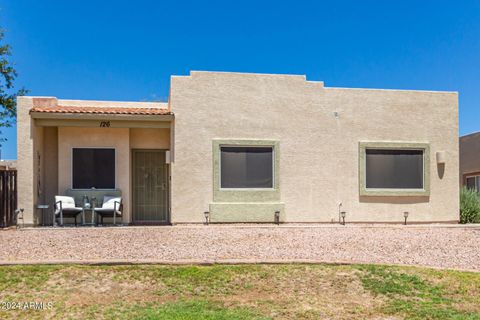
[30,112,174,121]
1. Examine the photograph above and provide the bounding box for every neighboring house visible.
[17,71,459,226]
[0,160,16,170]
[460,132,480,191]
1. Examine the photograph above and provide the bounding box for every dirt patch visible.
[209,265,388,319]
[44,267,175,308]
[1,264,479,319]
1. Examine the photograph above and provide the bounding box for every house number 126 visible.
[100,121,111,127]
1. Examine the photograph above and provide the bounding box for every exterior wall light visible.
[404,211,409,225]
[340,211,346,225]
[436,151,446,164]
[204,211,210,225]
[274,211,280,225]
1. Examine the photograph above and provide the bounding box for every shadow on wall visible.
[437,163,445,179]
[359,196,430,204]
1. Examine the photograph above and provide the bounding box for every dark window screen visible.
[221,146,273,188]
[466,177,476,190]
[72,148,115,189]
[466,176,480,191]
[366,149,423,189]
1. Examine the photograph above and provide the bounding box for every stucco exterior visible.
[16,71,459,225]
[17,96,37,225]
[17,97,171,225]
[459,132,480,185]
[170,71,459,223]
[58,127,131,221]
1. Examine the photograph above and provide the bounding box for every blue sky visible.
[1,0,479,159]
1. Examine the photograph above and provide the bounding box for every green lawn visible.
[0,264,479,319]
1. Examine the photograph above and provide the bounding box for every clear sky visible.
[1,0,479,159]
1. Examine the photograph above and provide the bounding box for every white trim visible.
[71,147,117,190]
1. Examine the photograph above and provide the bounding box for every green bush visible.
[460,186,480,223]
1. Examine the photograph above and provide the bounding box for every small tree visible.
[0,28,27,147]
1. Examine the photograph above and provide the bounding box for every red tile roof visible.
[30,106,171,115]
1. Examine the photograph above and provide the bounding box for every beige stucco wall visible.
[17,96,32,224]
[459,132,480,184]
[17,97,60,225]
[58,127,131,221]
[55,128,171,224]
[33,125,44,225]
[17,97,45,225]
[18,98,172,226]
[170,71,459,223]
[17,72,459,225]
[44,127,58,222]
[130,128,170,149]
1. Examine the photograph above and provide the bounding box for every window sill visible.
[219,188,276,191]
[360,188,430,197]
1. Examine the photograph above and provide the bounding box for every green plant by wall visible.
[460,186,480,224]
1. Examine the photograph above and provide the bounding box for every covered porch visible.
[17,97,174,226]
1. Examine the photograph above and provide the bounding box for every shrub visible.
[460,186,480,223]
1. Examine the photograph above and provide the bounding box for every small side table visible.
[82,203,97,226]
[37,204,50,226]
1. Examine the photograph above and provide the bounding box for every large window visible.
[72,148,115,189]
[365,149,424,189]
[466,175,480,191]
[220,146,273,188]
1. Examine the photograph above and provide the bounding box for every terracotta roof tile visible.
[30,105,171,115]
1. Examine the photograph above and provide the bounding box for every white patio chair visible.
[54,196,84,226]
[94,196,122,226]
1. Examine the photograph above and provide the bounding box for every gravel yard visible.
[0,225,479,271]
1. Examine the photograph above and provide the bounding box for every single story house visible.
[17,71,459,226]
[460,131,480,190]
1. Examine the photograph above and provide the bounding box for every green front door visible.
[132,150,169,224]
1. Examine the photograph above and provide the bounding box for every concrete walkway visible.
[1,224,479,271]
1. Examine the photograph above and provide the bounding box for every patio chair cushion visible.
[59,207,84,215]
[94,207,122,216]
[102,196,122,211]
[55,196,83,215]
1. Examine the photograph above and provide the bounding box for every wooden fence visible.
[0,170,17,227]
